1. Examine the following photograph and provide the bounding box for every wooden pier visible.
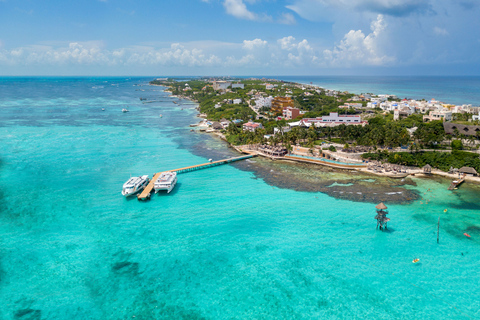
[137,155,255,200]
[448,174,466,190]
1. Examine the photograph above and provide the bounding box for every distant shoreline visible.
[153,79,480,186]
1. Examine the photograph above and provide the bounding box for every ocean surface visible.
[277,76,480,106]
[1,77,479,319]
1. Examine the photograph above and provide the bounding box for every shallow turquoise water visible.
[0,77,479,319]
[291,154,365,166]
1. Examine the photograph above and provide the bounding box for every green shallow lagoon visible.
[0,77,479,319]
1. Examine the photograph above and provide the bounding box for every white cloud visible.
[323,14,395,66]
[242,38,267,50]
[225,54,258,66]
[223,0,257,20]
[433,27,448,36]
[278,36,297,51]
[0,42,222,67]
[274,37,318,66]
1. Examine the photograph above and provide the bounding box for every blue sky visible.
[0,0,479,76]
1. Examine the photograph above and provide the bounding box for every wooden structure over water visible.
[137,155,255,200]
[448,174,466,190]
[374,202,390,230]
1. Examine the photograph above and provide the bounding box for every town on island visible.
[149,77,480,187]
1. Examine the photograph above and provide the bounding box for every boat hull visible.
[154,177,177,194]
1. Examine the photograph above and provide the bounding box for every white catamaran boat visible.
[154,172,177,194]
[122,175,149,197]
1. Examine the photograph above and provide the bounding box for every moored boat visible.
[154,172,177,194]
[122,175,149,197]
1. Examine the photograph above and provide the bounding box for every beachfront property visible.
[243,121,263,132]
[423,110,452,122]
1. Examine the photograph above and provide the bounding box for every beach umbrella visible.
[375,202,388,210]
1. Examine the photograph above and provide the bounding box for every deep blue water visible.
[0,77,479,319]
[276,76,480,106]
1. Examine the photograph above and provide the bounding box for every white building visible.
[233,98,243,104]
[231,83,245,89]
[292,112,366,127]
[423,110,452,122]
[243,121,263,132]
[213,81,232,91]
[255,96,274,109]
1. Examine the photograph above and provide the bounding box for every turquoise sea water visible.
[289,154,365,166]
[1,77,480,319]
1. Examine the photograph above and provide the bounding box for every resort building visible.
[212,81,232,91]
[459,167,478,176]
[242,121,263,132]
[271,96,294,114]
[423,110,452,122]
[443,122,480,136]
[283,107,300,120]
[291,112,366,127]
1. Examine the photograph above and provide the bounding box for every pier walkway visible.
[137,155,255,200]
[448,174,466,190]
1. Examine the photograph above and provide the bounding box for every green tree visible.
[451,139,463,150]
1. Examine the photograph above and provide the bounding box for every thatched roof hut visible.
[459,166,478,176]
[211,122,223,130]
[375,202,387,210]
[423,164,432,174]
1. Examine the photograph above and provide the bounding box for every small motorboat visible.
[122,108,129,113]
[412,258,420,263]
